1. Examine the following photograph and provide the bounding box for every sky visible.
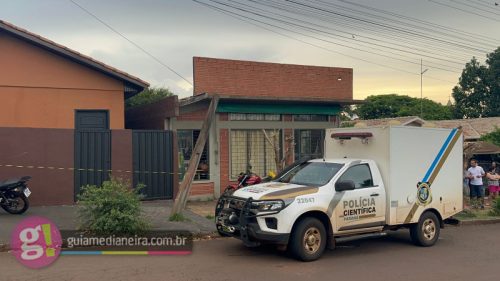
[1,0,499,104]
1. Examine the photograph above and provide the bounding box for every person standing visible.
[468,159,486,209]
[463,162,471,198]
[487,162,499,201]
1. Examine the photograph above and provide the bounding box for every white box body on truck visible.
[215,126,463,261]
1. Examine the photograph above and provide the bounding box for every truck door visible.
[333,163,386,233]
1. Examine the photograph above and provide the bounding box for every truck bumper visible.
[215,195,290,246]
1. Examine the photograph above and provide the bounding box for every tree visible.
[355,94,453,120]
[480,126,500,147]
[452,47,500,118]
[125,87,174,109]
[486,48,500,117]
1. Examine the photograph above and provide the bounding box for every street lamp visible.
[420,59,428,118]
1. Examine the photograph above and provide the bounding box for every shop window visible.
[230,130,281,179]
[294,129,324,160]
[293,115,329,121]
[177,130,210,180]
[229,113,281,121]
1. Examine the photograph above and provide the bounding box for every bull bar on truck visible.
[215,194,289,246]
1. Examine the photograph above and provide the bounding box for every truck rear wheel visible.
[289,217,326,261]
[410,211,440,247]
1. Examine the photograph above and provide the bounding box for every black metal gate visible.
[74,130,111,200]
[132,130,174,199]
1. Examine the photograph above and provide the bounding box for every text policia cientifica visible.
[343,197,376,216]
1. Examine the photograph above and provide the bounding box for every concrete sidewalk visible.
[0,200,217,247]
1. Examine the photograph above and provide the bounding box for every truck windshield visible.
[275,162,344,186]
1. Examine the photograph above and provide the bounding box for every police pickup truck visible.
[215,126,463,261]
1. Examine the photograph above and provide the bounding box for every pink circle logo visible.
[10,216,62,269]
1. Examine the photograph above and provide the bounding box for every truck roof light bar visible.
[331,132,373,144]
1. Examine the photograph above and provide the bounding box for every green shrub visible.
[489,199,500,216]
[77,177,150,236]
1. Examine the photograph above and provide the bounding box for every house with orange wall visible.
[0,20,148,130]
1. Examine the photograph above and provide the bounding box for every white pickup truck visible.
[215,126,463,261]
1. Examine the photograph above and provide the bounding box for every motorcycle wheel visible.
[1,194,29,214]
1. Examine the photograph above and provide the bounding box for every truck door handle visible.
[370,193,379,197]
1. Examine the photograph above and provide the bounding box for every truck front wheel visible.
[289,217,326,261]
[410,211,440,247]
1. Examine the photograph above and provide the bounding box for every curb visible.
[458,218,500,226]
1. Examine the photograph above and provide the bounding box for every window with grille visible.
[230,130,281,179]
[229,113,281,121]
[293,114,329,121]
[177,130,210,180]
[294,129,324,160]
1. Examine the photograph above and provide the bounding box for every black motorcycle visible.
[0,176,31,214]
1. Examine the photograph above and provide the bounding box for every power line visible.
[246,0,473,63]
[468,0,500,10]
[225,0,462,71]
[254,0,478,61]
[68,0,193,86]
[313,0,497,50]
[284,0,492,52]
[428,0,500,22]
[192,0,457,84]
[450,0,500,16]
[337,0,499,44]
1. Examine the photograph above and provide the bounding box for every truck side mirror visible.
[335,180,356,192]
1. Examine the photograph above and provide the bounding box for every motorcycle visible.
[222,157,313,195]
[223,171,264,194]
[0,176,31,214]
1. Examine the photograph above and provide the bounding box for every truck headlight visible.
[252,200,285,212]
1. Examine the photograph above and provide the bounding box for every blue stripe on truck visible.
[422,128,457,183]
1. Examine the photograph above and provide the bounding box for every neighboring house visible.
[347,116,500,141]
[128,57,359,199]
[0,20,148,130]
[0,21,174,206]
[347,116,426,128]
[346,116,500,165]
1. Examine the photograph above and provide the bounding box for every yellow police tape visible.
[0,163,195,175]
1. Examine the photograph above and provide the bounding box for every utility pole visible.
[420,59,428,118]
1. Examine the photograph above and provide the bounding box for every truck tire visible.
[410,211,440,247]
[289,217,326,261]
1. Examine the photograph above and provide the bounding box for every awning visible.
[465,141,500,155]
[216,101,340,115]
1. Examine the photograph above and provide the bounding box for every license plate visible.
[23,187,31,197]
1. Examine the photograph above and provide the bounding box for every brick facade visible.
[189,182,214,196]
[193,57,353,100]
[175,58,352,198]
[177,108,209,121]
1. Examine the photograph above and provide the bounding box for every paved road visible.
[1,223,499,281]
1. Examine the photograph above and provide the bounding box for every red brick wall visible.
[193,57,353,100]
[219,113,228,121]
[177,108,208,121]
[189,182,214,196]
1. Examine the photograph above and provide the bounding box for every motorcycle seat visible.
[0,177,30,190]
